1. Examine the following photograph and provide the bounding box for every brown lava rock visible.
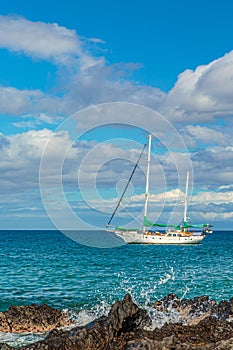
[0,304,70,333]
[0,294,233,349]
[153,293,233,325]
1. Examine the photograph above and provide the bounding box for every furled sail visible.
[143,216,176,228]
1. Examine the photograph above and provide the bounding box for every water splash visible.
[117,266,176,306]
[112,266,183,329]
[67,298,112,327]
[62,266,179,332]
[158,266,175,286]
[144,307,182,330]
[0,332,46,348]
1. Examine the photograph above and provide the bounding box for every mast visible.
[183,171,189,223]
[143,134,152,232]
[106,142,147,227]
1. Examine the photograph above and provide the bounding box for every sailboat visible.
[106,134,212,244]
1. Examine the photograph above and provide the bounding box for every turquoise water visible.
[0,230,232,314]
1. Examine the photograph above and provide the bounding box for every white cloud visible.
[0,15,81,62]
[88,186,233,227]
[0,129,67,192]
[13,113,63,128]
[209,212,233,220]
[8,206,39,212]
[189,144,233,187]
[218,184,233,191]
[1,15,233,128]
[59,62,165,116]
[0,84,65,117]
[0,86,42,115]
[181,125,230,147]
[0,15,165,118]
[0,66,165,119]
[95,188,233,211]
[87,37,106,44]
[161,50,233,122]
[194,190,233,205]
[0,130,146,194]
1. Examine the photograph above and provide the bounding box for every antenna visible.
[183,171,189,222]
[143,134,152,232]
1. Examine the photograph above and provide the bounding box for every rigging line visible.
[124,206,142,226]
[107,142,147,227]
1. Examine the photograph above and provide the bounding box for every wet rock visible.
[0,294,151,350]
[0,304,70,333]
[107,293,151,349]
[215,338,233,350]
[153,294,233,325]
[108,293,151,336]
[217,300,233,320]
[0,345,12,350]
[0,294,233,350]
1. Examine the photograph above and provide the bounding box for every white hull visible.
[108,229,205,244]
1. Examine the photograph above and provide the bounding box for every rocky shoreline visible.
[0,293,233,349]
[0,304,70,334]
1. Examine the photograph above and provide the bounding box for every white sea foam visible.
[114,266,184,330]
[144,306,182,330]
[0,332,47,347]
[0,301,111,347]
[67,299,111,327]
[117,266,176,306]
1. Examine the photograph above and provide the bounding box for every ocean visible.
[0,230,232,346]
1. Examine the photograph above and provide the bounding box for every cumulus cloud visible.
[62,69,165,114]
[161,50,233,122]
[0,64,165,118]
[0,129,148,194]
[190,144,233,187]
[1,15,233,126]
[180,125,232,148]
[88,187,233,226]
[13,113,64,129]
[0,129,185,209]
[194,190,233,205]
[0,86,42,115]
[0,15,81,63]
[0,84,65,118]
[0,133,10,149]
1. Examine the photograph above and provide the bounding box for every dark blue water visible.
[0,230,232,314]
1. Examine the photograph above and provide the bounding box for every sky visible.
[0,0,233,230]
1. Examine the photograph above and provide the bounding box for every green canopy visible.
[144,217,211,230]
[115,225,139,231]
[115,218,211,232]
[178,222,212,229]
[143,216,176,228]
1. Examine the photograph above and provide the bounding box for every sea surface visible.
[0,230,232,347]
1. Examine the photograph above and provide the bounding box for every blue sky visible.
[0,0,233,230]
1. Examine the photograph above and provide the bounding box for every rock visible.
[108,293,151,336]
[0,304,70,333]
[107,293,151,349]
[215,338,233,350]
[0,294,233,349]
[153,294,233,325]
[0,294,151,350]
[0,345,12,350]
[217,300,233,320]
